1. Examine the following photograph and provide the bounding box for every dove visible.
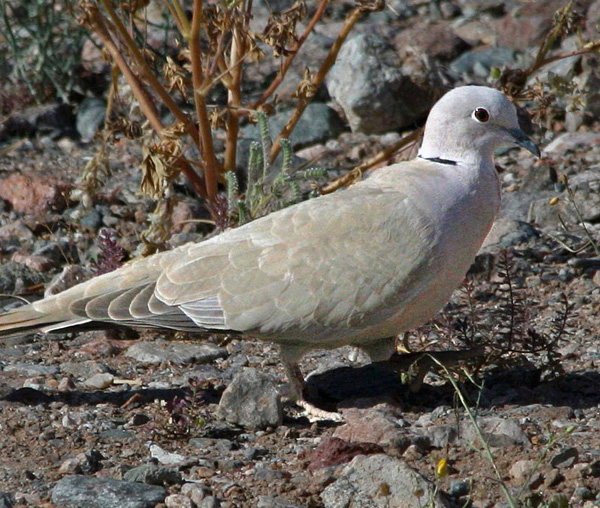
[0,86,539,414]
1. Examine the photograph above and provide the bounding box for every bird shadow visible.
[3,364,600,419]
[304,363,600,413]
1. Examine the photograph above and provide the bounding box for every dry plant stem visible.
[524,0,600,83]
[89,4,208,198]
[190,0,219,201]
[270,4,364,163]
[531,0,574,73]
[161,0,190,36]
[252,0,330,109]
[98,0,201,144]
[320,129,422,194]
[88,5,163,135]
[224,22,246,174]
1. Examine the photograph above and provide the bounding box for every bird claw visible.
[296,399,344,422]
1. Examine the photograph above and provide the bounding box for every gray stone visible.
[257,496,303,508]
[241,103,345,150]
[326,34,435,134]
[542,132,600,154]
[422,417,529,449]
[84,372,114,390]
[199,497,221,508]
[462,416,530,448]
[550,447,579,469]
[51,475,165,508]
[60,360,112,379]
[421,424,459,448]
[3,363,58,376]
[448,480,470,497]
[450,47,521,78]
[321,454,451,508]
[123,464,182,486]
[0,493,14,508]
[0,261,45,295]
[99,429,133,441]
[125,340,227,365]
[217,367,283,430]
[33,239,80,266]
[77,97,107,142]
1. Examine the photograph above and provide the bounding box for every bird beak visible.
[507,127,540,157]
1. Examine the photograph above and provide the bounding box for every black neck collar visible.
[418,155,457,166]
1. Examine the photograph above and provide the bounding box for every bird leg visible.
[279,345,343,422]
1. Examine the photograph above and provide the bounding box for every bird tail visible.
[0,292,90,338]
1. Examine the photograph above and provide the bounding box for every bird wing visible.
[155,174,439,339]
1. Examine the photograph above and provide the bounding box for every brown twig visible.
[190,0,219,201]
[223,14,247,174]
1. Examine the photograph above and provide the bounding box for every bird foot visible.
[295,399,344,422]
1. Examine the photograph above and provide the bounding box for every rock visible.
[542,132,600,154]
[510,459,539,482]
[11,252,55,272]
[448,480,470,497]
[495,0,567,49]
[421,424,459,448]
[33,239,80,266]
[422,417,529,449]
[241,103,345,151]
[256,496,303,508]
[550,447,579,469]
[0,103,76,140]
[0,174,71,214]
[3,363,58,377]
[180,483,212,505]
[123,464,182,486]
[0,493,14,508]
[326,34,436,134]
[463,416,530,448]
[149,444,187,465]
[216,367,283,430]
[333,406,417,450]
[165,494,193,508]
[51,475,165,508]
[77,97,107,142]
[199,496,221,508]
[84,373,114,390]
[306,436,384,471]
[320,454,451,508]
[125,340,227,365]
[529,167,600,227]
[393,22,469,61]
[61,361,112,379]
[0,220,34,251]
[450,46,521,78]
[0,261,45,295]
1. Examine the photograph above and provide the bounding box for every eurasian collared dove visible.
[0,86,539,411]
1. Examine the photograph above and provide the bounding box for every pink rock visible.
[0,174,71,214]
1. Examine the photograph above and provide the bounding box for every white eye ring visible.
[472,107,490,123]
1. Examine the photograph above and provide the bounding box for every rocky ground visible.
[0,0,600,507]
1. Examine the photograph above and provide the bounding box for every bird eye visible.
[472,107,490,123]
